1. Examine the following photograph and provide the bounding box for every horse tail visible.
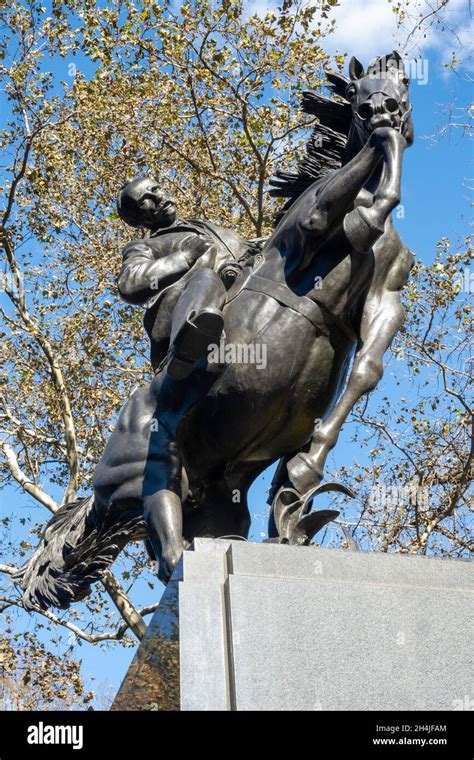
[14,496,144,611]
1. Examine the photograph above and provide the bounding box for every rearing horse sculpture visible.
[18,53,415,610]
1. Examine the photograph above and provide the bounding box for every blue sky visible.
[1,0,472,701]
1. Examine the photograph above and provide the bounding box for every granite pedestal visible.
[112,538,473,711]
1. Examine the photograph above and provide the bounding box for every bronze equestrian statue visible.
[17,53,415,610]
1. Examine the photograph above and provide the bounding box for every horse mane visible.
[269,70,354,222]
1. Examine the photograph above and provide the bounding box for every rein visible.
[226,267,355,342]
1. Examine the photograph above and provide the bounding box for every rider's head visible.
[117,176,178,230]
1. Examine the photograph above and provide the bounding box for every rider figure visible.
[116,176,255,378]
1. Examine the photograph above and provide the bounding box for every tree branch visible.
[0,594,135,644]
[101,570,147,640]
[1,442,59,513]
[0,564,18,576]
[1,562,148,642]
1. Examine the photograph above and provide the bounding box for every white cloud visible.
[322,0,402,61]
[324,0,473,70]
[245,0,472,72]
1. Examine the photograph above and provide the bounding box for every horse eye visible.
[385,98,399,113]
[346,87,356,101]
[357,102,372,120]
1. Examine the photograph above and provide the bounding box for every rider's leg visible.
[167,268,226,380]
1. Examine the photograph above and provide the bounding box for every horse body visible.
[180,230,351,469]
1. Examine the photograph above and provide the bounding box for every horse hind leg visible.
[143,490,184,583]
[182,461,269,545]
[141,418,189,583]
[182,483,251,544]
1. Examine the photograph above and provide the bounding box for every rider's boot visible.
[166,268,226,381]
[167,309,224,380]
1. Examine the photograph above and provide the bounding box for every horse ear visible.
[391,50,406,75]
[386,50,405,74]
[349,56,365,80]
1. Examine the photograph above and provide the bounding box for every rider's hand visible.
[183,238,217,268]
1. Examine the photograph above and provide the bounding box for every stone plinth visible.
[112,539,473,711]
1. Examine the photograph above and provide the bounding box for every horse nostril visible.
[384,97,399,114]
[357,102,373,120]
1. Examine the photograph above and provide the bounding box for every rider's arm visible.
[117,240,193,305]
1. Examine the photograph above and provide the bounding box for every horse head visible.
[345,51,414,155]
[269,51,414,219]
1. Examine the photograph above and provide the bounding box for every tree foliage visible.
[0,628,93,709]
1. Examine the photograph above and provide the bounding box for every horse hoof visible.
[286,452,324,495]
[158,546,183,584]
[269,480,355,545]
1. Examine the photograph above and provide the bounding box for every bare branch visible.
[0,234,80,504]
[1,442,59,513]
[1,561,150,643]
[0,564,18,576]
[101,570,147,640]
[0,594,135,644]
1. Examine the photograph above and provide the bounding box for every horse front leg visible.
[298,127,406,255]
[344,127,407,253]
[286,129,409,495]
[287,290,405,495]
